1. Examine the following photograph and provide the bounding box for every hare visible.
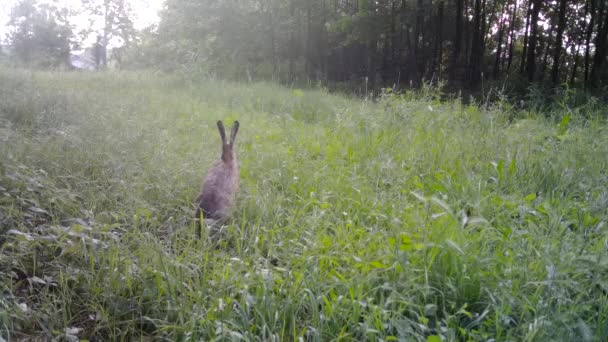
[195,120,240,238]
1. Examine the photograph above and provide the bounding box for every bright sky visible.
[0,0,165,45]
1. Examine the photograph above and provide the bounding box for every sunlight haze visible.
[0,0,164,44]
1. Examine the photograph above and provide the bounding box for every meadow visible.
[0,68,607,341]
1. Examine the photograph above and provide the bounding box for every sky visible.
[0,0,165,45]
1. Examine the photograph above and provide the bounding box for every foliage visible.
[81,0,135,68]
[140,0,608,92]
[6,0,75,68]
[1,68,607,340]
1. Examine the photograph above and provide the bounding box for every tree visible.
[7,0,74,68]
[493,0,507,79]
[82,0,135,68]
[583,0,597,85]
[469,0,484,86]
[525,0,543,82]
[520,0,532,74]
[145,0,608,92]
[451,0,464,81]
[506,0,518,72]
[551,0,569,85]
[591,0,608,86]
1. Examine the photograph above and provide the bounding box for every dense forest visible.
[153,0,608,92]
[4,0,608,93]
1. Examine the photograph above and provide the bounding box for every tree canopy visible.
[149,0,608,92]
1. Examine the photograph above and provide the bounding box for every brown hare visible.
[195,120,240,238]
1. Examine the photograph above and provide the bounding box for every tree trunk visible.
[305,3,312,81]
[493,1,507,79]
[526,0,542,82]
[584,0,597,85]
[469,0,483,86]
[540,9,556,82]
[571,0,592,86]
[551,0,568,85]
[102,0,111,68]
[414,0,424,83]
[591,0,608,86]
[507,0,518,71]
[570,43,582,86]
[266,1,277,80]
[390,0,398,84]
[366,1,377,93]
[464,0,472,74]
[288,0,296,82]
[433,0,444,78]
[520,0,532,74]
[451,0,464,80]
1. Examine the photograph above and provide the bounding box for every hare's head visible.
[217,120,239,162]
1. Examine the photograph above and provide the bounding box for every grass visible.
[0,67,607,341]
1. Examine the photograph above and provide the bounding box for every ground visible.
[0,68,607,341]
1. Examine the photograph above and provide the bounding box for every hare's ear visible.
[229,121,239,145]
[217,120,227,144]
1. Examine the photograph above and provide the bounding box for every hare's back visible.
[198,164,238,219]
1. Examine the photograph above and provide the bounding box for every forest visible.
[155,0,608,93]
[4,0,608,94]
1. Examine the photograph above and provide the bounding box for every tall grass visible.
[1,67,607,341]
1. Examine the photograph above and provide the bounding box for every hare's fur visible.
[195,120,239,237]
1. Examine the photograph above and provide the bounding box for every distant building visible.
[70,48,97,70]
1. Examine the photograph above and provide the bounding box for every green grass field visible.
[1,68,607,341]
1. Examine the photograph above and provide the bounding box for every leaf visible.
[71,224,85,233]
[496,159,504,180]
[558,114,570,135]
[410,191,427,203]
[413,243,425,250]
[65,327,82,335]
[424,304,438,316]
[7,229,34,241]
[427,335,441,342]
[509,155,517,176]
[322,296,333,314]
[393,235,413,251]
[430,197,452,216]
[28,206,49,215]
[369,261,388,269]
[431,212,447,219]
[29,276,47,285]
[525,193,537,202]
[444,239,464,254]
[467,217,489,227]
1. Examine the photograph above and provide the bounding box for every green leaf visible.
[410,191,427,203]
[369,261,388,269]
[558,114,570,135]
[509,155,517,176]
[497,159,504,180]
[427,335,441,342]
[524,193,537,202]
